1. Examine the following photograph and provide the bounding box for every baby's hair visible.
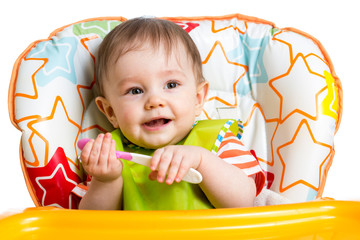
[95,17,204,97]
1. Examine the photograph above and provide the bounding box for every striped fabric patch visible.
[211,119,236,154]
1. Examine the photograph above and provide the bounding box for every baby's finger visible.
[80,139,94,165]
[109,139,118,163]
[156,149,173,183]
[165,154,182,185]
[175,161,191,183]
[88,134,104,165]
[97,133,112,167]
[150,148,164,171]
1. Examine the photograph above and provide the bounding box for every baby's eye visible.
[165,81,179,89]
[128,88,143,95]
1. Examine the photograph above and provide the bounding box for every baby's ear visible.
[95,96,119,128]
[195,81,209,116]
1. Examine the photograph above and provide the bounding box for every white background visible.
[1,0,359,214]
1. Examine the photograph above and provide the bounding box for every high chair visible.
[4,14,360,239]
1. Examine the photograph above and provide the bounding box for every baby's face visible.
[98,43,207,149]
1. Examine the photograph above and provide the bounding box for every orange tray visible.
[1,200,359,240]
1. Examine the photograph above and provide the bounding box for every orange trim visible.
[162,13,275,27]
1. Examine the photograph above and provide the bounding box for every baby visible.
[78,17,265,210]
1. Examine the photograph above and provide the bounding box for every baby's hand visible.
[80,133,123,183]
[149,145,206,185]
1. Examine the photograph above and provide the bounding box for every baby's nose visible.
[144,94,166,109]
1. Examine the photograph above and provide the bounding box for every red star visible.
[174,21,200,33]
[26,147,83,209]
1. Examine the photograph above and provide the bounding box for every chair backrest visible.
[8,14,342,208]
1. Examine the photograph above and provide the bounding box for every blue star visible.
[226,33,269,96]
[27,37,78,86]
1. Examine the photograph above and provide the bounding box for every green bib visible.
[111,119,241,210]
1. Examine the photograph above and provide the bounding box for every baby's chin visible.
[127,135,186,149]
[134,139,178,149]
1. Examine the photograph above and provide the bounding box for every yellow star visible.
[320,70,339,122]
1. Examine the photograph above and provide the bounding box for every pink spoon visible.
[78,138,132,160]
[77,138,202,184]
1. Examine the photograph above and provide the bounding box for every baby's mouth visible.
[143,118,171,128]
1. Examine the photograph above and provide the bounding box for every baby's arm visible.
[150,145,256,208]
[197,149,256,208]
[78,133,123,210]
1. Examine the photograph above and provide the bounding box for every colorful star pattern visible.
[10,15,342,205]
[278,120,332,192]
[73,20,122,39]
[27,37,79,86]
[27,96,81,167]
[226,34,269,96]
[174,21,200,33]
[26,147,82,208]
[270,54,326,122]
[202,40,247,109]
